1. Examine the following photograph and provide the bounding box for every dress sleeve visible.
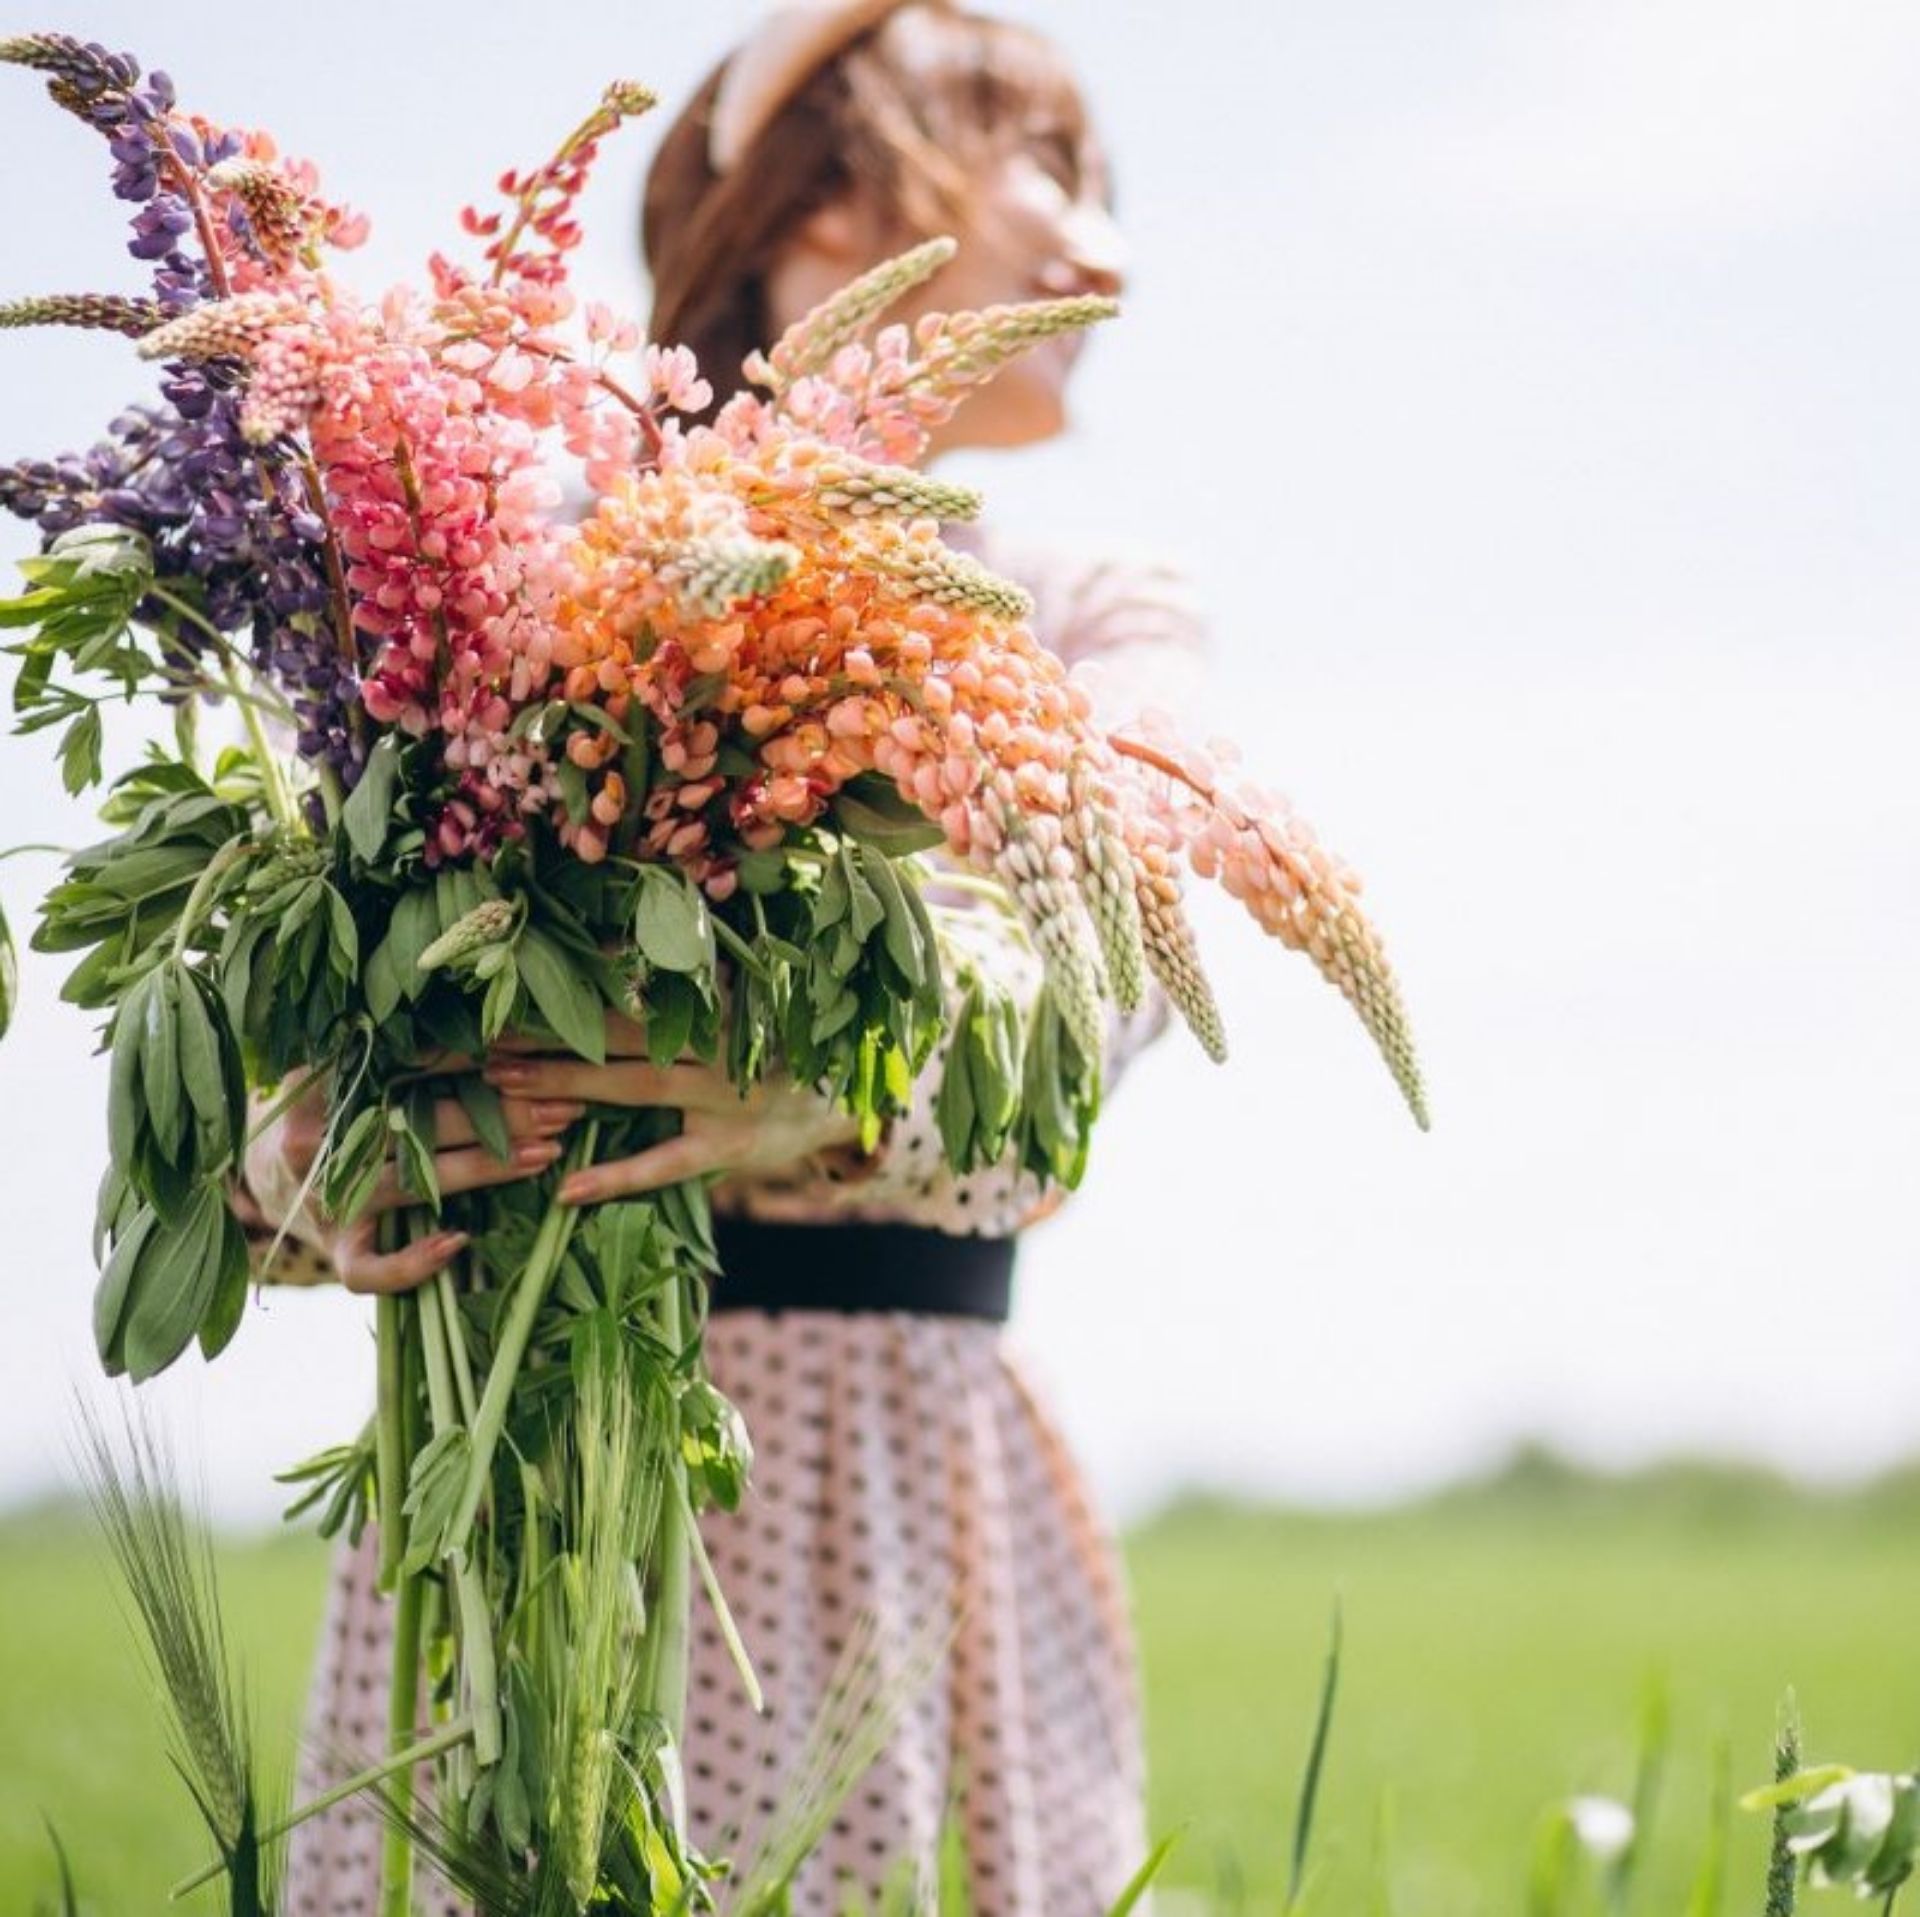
[231,1088,340,1288]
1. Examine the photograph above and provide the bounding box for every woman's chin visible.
[947,389,1069,454]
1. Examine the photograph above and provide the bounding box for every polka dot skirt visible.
[285,1312,1150,1915]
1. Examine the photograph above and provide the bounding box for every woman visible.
[251,4,1208,1910]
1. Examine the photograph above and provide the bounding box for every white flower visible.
[1566,1794,1635,1863]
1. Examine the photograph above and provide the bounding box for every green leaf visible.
[480,958,520,1044]
[107,973,153,1172]
[341,733,401,863]
[176,971,239,1165]
[935,1019,978,1169]
[324,884,360,978]
[122,1183,229,1381]
[830,773,946,854]
[455,1074,514,1162]
[555,758,590,827]
[93,1203,160,1374]
[632,866,713,976]
[400,1426,472,1576]
[518,926,607,1062]
[140,963,186,1163]
[197,1206,252,1361]
[363,926,406,1024]
[58,705,103,795]
[842,845,886,941]
[645,970,699,1066]
[387,888,440,1003]
[859,848,925,987]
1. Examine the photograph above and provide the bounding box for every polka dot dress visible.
[276,543,1208,1913]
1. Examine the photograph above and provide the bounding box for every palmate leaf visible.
[0,525,158,720]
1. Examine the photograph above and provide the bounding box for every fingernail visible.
[533,1100,586,1126]
[515,1139,562,1168]
[432,1230,469,1254]
[486,1061,531,1086]
[558,1175,592,1205]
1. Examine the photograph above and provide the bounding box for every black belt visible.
[708,1217,1015,1322]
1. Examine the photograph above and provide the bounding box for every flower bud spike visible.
[747,237,958,391]
[0,293,164,338]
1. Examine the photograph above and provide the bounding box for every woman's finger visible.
[332,1220,470,1297]
[426,1093,586,1153]
[481,1056,744,1114]
[556,1126,742,1206]
[361,1136,567,1214]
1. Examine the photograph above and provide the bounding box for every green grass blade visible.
[1105,1830,1181,1915]
[1286,1597,1344,1913]
[39,1818,80,1917]
[1611,1668,1669,1911]
[1683,1734,1732,1917]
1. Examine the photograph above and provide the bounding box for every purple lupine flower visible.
[0,36,369,788]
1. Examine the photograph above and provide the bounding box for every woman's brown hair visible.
[643,3,1099,396]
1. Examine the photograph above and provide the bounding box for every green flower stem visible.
[682,1470,763,1714]
[435,1265,479,1425]
[373,1295,409,1593]
[380,1554,424,1917]
[643,1268,694,1754]
[220,658,297,832]
[145,584,290,706]
[417,1276,503,1769]
[167,1716,474,1900]
[445,1121,600,1561]
[166,837,247,961]
[380,1280,426,1917]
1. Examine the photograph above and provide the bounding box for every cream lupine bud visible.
[1066,760,1148,1013]
[1130,822,1228,1062]
[417,898,517,972]
[661,532,800,616]
[810,457,982,523]
[906,295,1120,402]
[998,838,1108,1065]
[976,777,1108,1062]
[870,532,1034,620]
[0,293,163,337]
[136,292,306,364]
[745,237,958,391]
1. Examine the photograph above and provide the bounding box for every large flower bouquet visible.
[0,31,1427,1915]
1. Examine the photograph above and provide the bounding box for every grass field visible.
[5,1450,1918,1914]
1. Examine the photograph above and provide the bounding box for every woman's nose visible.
[1039,201,1129,301]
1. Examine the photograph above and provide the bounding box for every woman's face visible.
[902,131,1128,454]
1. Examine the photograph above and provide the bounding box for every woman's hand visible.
[243,1067,587,1296]
[481,1016,864,1208]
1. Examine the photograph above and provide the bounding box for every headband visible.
[707,0,916,173]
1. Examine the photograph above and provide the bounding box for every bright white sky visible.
[1,0,1917,1525]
